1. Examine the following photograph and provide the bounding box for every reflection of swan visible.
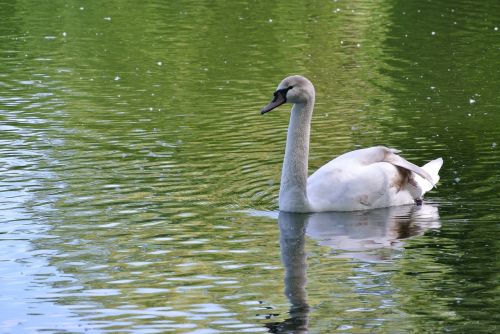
[266,204,440,333]
[306,204,440,258]
[261,75,443,212]
[266,212,310,334]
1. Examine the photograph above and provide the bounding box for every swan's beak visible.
[261,90,287,114]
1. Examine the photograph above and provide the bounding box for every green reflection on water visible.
[1,0,499,333]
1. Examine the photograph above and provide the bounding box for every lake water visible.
[1,0,499,333]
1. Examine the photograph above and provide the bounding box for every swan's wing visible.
[383,150,435,187]
[307,146,440,211]
[333,146,436,187]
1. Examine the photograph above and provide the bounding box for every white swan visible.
[261,75,443,212]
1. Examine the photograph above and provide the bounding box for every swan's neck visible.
[279,101,314,212]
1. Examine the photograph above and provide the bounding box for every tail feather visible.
[417,157,443,194]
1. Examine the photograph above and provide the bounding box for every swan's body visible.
[261,75,443,212]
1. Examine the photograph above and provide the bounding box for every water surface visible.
[1,0,499,333]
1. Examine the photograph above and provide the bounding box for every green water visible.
[1,0,499,333]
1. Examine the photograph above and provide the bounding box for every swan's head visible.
[261,75,315,114]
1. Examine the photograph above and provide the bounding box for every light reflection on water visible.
[1,0,499,332]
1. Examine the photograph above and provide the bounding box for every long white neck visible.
[279,101,314,212]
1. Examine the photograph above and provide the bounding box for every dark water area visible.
[0,0,499,333]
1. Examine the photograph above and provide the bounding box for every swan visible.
[261,75,443,212]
